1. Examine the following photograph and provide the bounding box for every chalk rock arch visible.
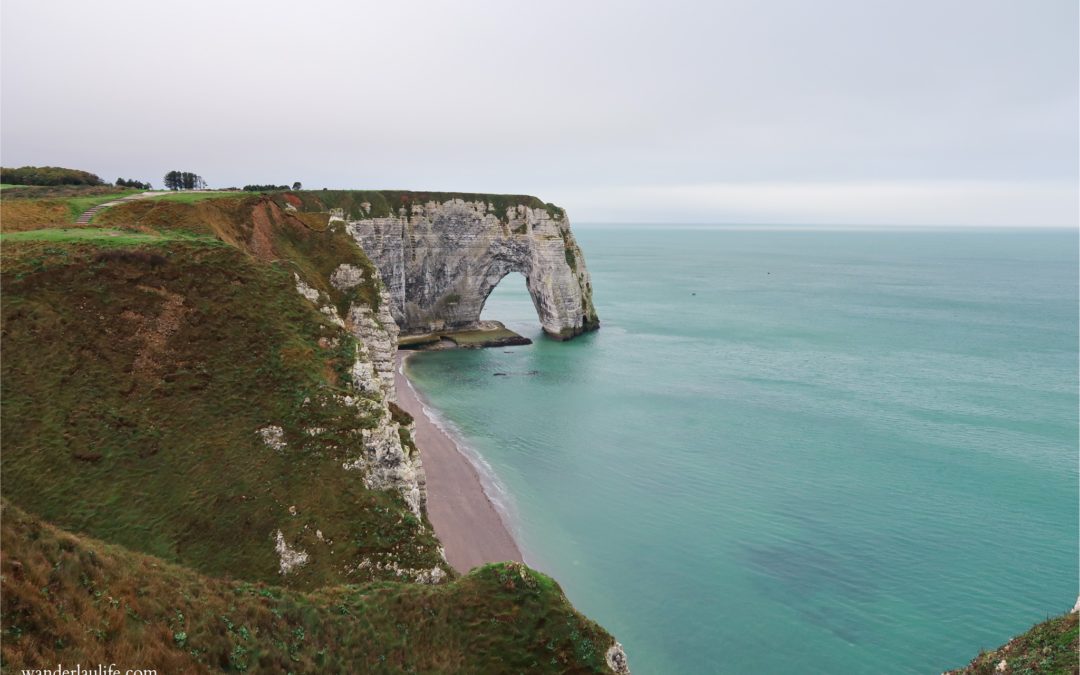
[348,198,598,341]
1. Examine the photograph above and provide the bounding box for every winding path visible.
[75,190,217,224]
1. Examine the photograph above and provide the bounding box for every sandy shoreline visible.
[394,351,523,574]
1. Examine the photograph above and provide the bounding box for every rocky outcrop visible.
[346,286,399,403]
[351,404,426,517]
[606,642,631,674]
[274,529,309,575]
[347,198,599,341]
[293,264,427,517]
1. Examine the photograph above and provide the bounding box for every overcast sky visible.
[2,0,1076,225]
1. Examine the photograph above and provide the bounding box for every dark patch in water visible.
[741,510,889,647]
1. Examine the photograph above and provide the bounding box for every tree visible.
[164,171,206,191]
[163,171,182,191]
[243,184,290,191]
[292,182,302,190]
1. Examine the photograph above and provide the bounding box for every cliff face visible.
[3,201,450,591]
[346,198,599,341]
[294,263,428,519]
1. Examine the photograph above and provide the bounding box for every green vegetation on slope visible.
[946,611,1078,675]
[1,501,616,675]
[1,185,137,201]
[0,166,105,186]
[1,217,438,591]
[1,192,621,674]
[0,228,178,246]
[98,189,568,223]
[93,195,383,318]
[139,191,246,204]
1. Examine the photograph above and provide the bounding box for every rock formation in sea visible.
[346,197,599,341]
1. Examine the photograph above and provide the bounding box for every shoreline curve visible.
[394,351,523,574]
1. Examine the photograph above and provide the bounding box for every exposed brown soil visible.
[248,201,282,260]
[0,200,72,232]
[283,193,303,210]
[123,285,192,382]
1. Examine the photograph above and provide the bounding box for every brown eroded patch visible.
[284,193,303,210]
[123,285,191,382]
[0,200,72,232]
[248,202,280,260]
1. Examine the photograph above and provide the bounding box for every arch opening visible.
[479,271,541,330]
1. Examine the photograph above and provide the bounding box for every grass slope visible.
[137,192,248,204]
[1,501,616,675]
[1,221,439,591]
[1,195,621,674]
[0,188,143,232]
[946,611,1078,675]
[94,196,383,317]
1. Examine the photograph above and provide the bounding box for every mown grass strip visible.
[140,191,248,204]
[0,228,212,245]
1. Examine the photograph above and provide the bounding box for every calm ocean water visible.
[402,228,1078,675]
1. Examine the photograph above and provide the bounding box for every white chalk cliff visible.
[346,199,599,340]
[292,264,428,519]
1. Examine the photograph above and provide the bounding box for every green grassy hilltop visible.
[0,192,621,673]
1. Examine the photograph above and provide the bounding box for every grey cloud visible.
[2,0,1075,224]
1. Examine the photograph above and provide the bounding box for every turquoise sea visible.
[402,228,1079,675]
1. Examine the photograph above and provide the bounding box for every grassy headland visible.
[1,192,623,673]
